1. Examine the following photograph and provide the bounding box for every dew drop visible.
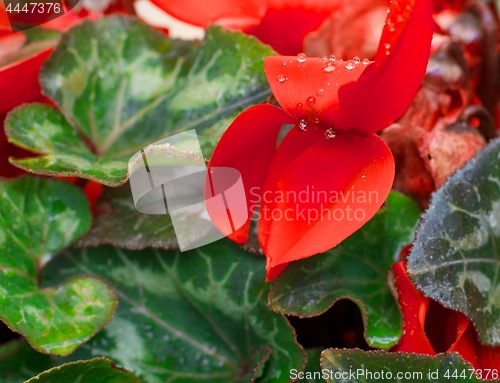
[410,330,415,336]
[297,53,307,62]
[298,119,308,131]
[283,60,287,66]
[353,56,360,64]
[325,128,336,139]
[316,88,325,96]
[384,43,391,50]
[277,74,286,83]
[314,117,320,124]
[345,60,356,70]
[362,58,370,65]
[361,174,366,179]
[329,55,336,61]
[296,102,303,110]
[306,96,316,106]
[323,59,336,72]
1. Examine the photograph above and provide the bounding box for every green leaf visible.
[6,16,274,186]
[75,184,178,250]
[0,177,117,356]
[0,340,52,383]
[23,358,141,383]
[268,192,420,349]
[302,348,324,383]
[321,350,489,383]
[44,240,305,383]
[407,137,500,346]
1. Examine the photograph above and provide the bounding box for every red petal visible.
[391,261,435,354]
[0,46,52,114]
[334,0,434,133]
[264,56,368,130]
[259,133,394,274]
[476,344,500,369]
[207,104,295,244]
[447,312,478,369]
[246,7,332,55]
[265,0,340,9]
[149,0,265,29]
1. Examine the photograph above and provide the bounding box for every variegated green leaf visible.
[0,177,117,356]
[408,137,500,346]
[45,240,305,383]
[321,350,490,383]
[6,16,274,186]
[75,184,178,250]
[268,192,420,349]
[24,358,141,383]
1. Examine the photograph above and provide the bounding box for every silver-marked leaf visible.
[269,192,420,349]
[76,184,178,250]
[6,16,274,186]
[0,177,117,356]
[407,137,500,346]
[321,350,488,383]
[24,358,141,383]
[0,339,52,383]
[44,240,305,383]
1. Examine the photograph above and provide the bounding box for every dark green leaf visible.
[268,192,420,349]
[23,358,141,383]
[407,137,500,346]
[45,240,305,383]
[321,350,490,383]
[0,340,52,383]
[0,177,117,356]
[6,16,274,186]
[75,184,178,250]
[302,348,324,383]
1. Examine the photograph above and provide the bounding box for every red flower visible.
[207,0,433,280]
[392,261,500,369]
[148,0,340,54]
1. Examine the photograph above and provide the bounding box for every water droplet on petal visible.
[384,43,390,50]
[346,60,356,70]
[314,117,320,124]
[298,119,307,131]
[316,88,324,96]
[297,53,307,62]
[323,59,336,72]
[353,56,360,64]
[329,55,336,61]
[325,128,336,139]
[283,60,287,66]
[277,74,285,83]
[296,103,303,110]
[362,58,370,65]
[361,174,366,179]
[306,96,316,106]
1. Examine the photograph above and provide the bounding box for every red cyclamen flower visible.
[149,0,341,54]
[208,0,433,280]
